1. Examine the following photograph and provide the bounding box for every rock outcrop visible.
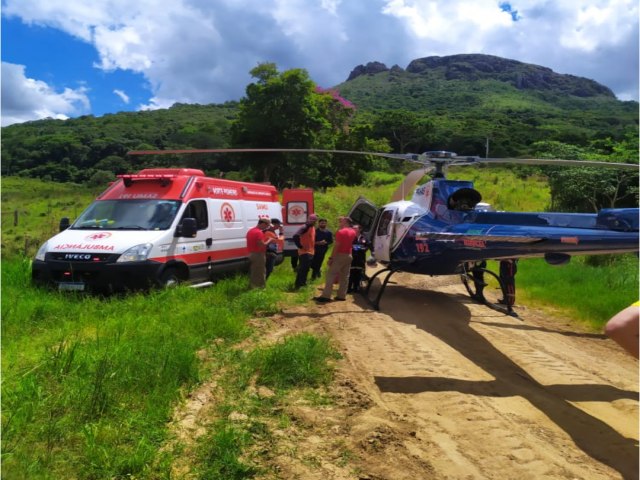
[346,54,614,98]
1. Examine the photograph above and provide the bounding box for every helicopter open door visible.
[348,196,380,237]
[348,196,388,258]
[371,207,397,263]
[348,197,396,263]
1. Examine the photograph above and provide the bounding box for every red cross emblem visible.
[221,202,235,226]
[86,232,112,241]
[289,206,304,217]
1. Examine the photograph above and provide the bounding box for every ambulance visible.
[31,168,314,292]
[280,187,315,254]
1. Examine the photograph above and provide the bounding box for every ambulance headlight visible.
[35,242,49,261]
[117,243,153,263]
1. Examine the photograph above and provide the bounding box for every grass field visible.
[2,257,334,479]
[1,170,637,478]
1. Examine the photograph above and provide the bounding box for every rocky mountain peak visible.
[347,62,396,81]
[345,54,615,98]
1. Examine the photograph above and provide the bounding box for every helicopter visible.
[127,148,639,315]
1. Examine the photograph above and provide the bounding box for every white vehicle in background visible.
[32,168,314,292]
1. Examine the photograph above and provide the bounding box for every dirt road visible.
[259,272,639,479]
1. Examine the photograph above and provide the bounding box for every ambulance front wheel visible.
[158,268,180,288]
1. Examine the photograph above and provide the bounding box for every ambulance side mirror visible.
[59,217,70,231]
[178,217,197,237]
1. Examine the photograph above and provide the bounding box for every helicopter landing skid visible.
[460,264,519,318]
[363,267,400,311]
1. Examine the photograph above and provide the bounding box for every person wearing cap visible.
[246,217,274,288]
[293,214,317,289]
[264,218,284,280]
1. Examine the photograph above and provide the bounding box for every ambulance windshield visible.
[72,200,181,231]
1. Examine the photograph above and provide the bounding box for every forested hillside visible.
[1,54,637,191]
[1,102,239,183]
[337,54,638,156]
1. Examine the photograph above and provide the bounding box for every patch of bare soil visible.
[260,272,639,479]
[173,272,639,479]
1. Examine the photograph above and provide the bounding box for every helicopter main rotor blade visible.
[478,157,638,170]
[126,148,418,163]
[127,148,638,171]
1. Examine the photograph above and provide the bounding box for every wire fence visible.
[1,209,63,258]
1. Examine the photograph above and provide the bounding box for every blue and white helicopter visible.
[129,148,639,315]
[344,151,638,315]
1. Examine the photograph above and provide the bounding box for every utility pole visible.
[485,137,490,158]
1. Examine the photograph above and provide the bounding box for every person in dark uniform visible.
[311,218,333,280]
[264,219,283,280]
[499,259,518,308]
[469,260,487,300]
[348,225,369,293]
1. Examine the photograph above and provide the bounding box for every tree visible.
[230,63,357,188]
[88,170,117,187]
[94,155,132,175]
[372,110,434,153]
[533,140,638,212]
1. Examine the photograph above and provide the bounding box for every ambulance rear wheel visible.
[159,268,180,288]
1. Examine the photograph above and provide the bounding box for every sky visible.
[1,0,638,127]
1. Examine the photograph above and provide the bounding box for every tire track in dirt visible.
[268,272,639,479]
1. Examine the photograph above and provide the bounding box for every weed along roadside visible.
[1,256,341,479]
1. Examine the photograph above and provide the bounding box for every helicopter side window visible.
[376,210,393,236]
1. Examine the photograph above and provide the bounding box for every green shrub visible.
[246,334,341,390]
[197,423,256,480]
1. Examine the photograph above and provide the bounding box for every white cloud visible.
[559,0,636,51]
[113,89,130,103]
[138,96,175,111]
[320,0,342,15]
[1,0,637,126]
[1,62,90,126]
[382,0,514,39]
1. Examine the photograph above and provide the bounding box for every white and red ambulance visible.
[32,168,314,292]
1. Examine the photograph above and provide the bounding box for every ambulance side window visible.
[182,200,208,230]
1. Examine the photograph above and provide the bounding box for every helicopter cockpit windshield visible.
[447,187,482,211]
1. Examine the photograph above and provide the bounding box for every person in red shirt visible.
[264,218,284,281]
[246,218,272,288]
[293,214,317,289]
[315,216,356,302]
